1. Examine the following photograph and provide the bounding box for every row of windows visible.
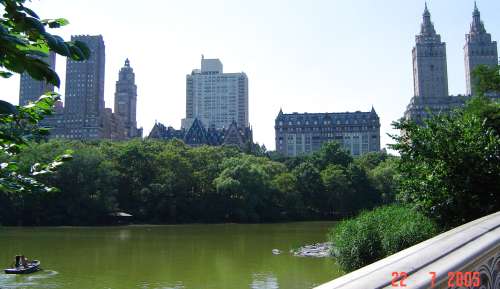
[278,119,377,126]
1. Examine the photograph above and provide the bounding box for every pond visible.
[0,222,342,289]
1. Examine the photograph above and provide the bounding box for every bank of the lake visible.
[0,222,342,289]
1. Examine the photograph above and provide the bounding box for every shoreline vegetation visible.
[329,93,500,272]
[0,139,397,226]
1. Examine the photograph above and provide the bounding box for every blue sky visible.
[2,0,500,150]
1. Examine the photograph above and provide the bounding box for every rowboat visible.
[4,260,41,274]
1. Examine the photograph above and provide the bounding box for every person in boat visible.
[14,255,21,268]
[21,255,28,267]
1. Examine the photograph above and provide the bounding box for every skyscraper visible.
[412,3,449,99]
[19,52,56,105]
[404,4,499,123]
[182,56,249,130]
[464,2,498,96]
[114,58,139,138]
[63,35,106,139]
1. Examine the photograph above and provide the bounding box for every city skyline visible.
[3,0,500,150]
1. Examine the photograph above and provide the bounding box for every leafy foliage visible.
[1,140,399,225]
[329,205,438,272]
[0,94,72,194]
[0,0,89,200]
[473,65,500,96]
[0,0,90,86]
[391,96,500,227]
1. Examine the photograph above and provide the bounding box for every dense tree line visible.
[392,95,500,228]
[0,140,397,225]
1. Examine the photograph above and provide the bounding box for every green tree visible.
[354,151,389,171]
[473,65,500,96]
[368,157,399,204]
[214,154,286,222]
[292,161,325,217]
[320,164,350,216]
[312,141,353,169]
[391,98,500,227]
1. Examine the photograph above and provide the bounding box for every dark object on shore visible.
[4,255,41,274]
[107,211,133,225]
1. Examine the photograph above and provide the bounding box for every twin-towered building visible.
[19,35,141,140]
[404,3,499,122]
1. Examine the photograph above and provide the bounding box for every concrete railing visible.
[315,211,500,289]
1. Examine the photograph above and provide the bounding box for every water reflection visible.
[138,280,185,289]
[118,229,131,241]
[0,270,59,289]
[250,273,279,289]
[0,223,340,289]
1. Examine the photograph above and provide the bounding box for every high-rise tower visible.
[182,56,249,130]
[114,58,138,138]
[464,2,498,96]
[64,35,106,139]
[412,4,449,99]
[19,52,56,105]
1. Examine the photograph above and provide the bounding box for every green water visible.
[0,222,342,289]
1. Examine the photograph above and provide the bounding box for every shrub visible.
[328,205,438,272]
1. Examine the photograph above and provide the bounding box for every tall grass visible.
[328,205,438,272]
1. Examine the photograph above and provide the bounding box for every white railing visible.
[315,211,500,289]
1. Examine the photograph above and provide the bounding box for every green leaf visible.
[68,43,85,60]
[0,100,17,115]
[53,39,71,56]
[0,71,13,78]
[73,40,90,59]
[22,7,40,19]
[43,18,70,28]
[43,33,58,49]
[24,17,46,33]
[24,49,49,58]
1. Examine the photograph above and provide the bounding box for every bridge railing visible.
[314,211,500,289]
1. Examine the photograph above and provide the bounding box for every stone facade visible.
[149,118,253,149]
[412,3,448,100]
[464,2,498,96]
[275,108,380,157]
[182,56,249,130]
[63,35,107,139]
[114,59,141,138]
[404,4,500,123]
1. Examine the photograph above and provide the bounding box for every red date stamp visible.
[391,271,481,288]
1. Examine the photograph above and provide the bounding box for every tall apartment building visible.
[114,58,139,138]
[404,3,500,122]
[464,2,498,96]
[63,35,106,139]
[182,56,249,130]
[275,108,380,157]
[19,52,56,105]
[412,3,449,99]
